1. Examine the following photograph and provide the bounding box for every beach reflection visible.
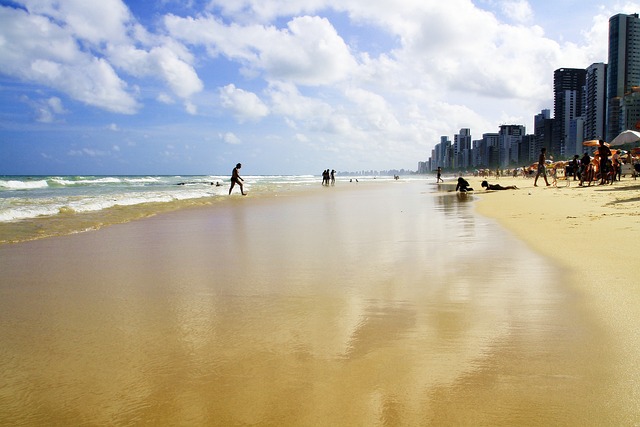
[0,182,617,425]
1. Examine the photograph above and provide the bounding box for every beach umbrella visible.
[583,139,610,147]
[610,130,640,146]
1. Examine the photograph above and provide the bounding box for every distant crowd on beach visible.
[440,139,640,193]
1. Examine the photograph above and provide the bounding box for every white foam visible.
[0,179,49,190]
[50,177,123,186]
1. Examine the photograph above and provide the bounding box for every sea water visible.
[0,174,400,243]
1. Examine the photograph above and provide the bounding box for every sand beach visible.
[474,174,640,424]
[0,176,639,425]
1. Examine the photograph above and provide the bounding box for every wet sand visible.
[0,180,636,425]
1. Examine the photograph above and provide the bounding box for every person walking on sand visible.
[571,154,580,181]
[534,148,550,187]
[229,163,246,195]
[579,152,591,186]
[436,167,443,183]
[598,140,612,185]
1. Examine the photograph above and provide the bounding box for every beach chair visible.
[621,163,634,178]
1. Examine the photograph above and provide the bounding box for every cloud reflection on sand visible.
[0,181,609,425]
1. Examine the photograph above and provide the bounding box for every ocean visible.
[0,174,405,244]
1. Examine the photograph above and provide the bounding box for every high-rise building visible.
[584,63,607,143]
[606,13,640,141]
[433,136,451,169]
[454,128,471,169]
[498,124,525,167]
[553,68,586,157]
[473,133,499,169]
[534,109,552,160]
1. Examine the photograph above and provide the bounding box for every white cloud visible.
[108,43,203,99]
[21,0,133,44]
[221,132,241,144]
[0,6,139,113]
[157,93,174,104]
[165,14,358,85]
[185,100,198,115]
[345,87,400,132]
[149,46,203,98]
[501,0,534,24]
[67,147,109,157]
[295,133,309,142]
[267,82,332,120]
[20,95,67,123]
[219,84,269,122]
[0,1,203,115]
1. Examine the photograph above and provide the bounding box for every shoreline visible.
[0,177,388,245]
[472,174,640,419]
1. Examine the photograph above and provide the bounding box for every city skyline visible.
[427,11,640,172]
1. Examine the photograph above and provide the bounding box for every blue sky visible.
[0,0,632,175]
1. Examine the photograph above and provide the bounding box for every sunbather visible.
[481,181,518,190]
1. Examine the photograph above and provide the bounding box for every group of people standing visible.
[572,140,618,186]
[535,140,618,187]
[322,169,336,186]
[534,140,617,187]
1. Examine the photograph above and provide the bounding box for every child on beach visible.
[550,165,558,187]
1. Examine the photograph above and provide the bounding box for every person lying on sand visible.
[481,180,518,190]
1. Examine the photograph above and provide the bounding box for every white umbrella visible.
[610,130,640,146]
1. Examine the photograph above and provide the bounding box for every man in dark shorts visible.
[534,148,550,187]
[229,163,246,195]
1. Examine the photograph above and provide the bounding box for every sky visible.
[0,0,636,175]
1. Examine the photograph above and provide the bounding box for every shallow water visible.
[0,181,619,425]
[0,174,398,244]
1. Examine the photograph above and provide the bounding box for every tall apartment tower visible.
[584,63,607,143]
[498,124,525,167]
[481,133,500,168]
[534,109,552,159]
[454,128,471,169]
[606,13,640,141]
[553,68,586,157]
